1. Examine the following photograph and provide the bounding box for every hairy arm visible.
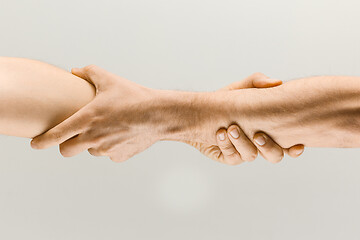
[1,56,358,156]
[0,57,95,138]
[154,76,360,148]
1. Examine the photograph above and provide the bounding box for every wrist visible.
[148,88,252,144]
[148,88,212,142]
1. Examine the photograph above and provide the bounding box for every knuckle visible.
[226,151,239,159]
[86,107,99,121]
[213,152,224,163]
[220,144,234,152]
[87,118,98,130]
[90,134,107,145]
[97,144,116,156]
[50,131,62,141]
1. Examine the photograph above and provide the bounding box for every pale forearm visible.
[153,76,360,148]
[0,57,95,138]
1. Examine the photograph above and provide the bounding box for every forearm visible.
[2,56,360,150]
[153,76,360,148]
[0,57,95,138]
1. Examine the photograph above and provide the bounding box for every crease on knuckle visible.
[220,144,235,152]
[90,134,107,145]
[50,131,62,141]
[227,151,239,157]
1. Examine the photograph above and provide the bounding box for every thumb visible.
[218,72,282,91]
[71,65,112,92]
[252,77,282,88]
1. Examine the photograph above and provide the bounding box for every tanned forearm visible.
[152,76,360,148]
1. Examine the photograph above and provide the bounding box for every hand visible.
[30,65,160,162]
[183,73,305,165]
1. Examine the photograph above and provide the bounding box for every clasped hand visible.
[31,65,304,165]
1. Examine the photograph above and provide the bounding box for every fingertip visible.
[71,67,85,79]
[71,67,79,73]
[225,158,244,166]
[270,154,284,164]
[31,136,47,149]
[289,145,304,157]
[254,78,283,88]
[268,78,283,86]
[30,139,39,149]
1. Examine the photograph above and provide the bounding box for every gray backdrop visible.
[1,0,360,239]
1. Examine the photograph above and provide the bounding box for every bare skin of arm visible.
[30,63,359,163]
[0,57,95,138]
[155,76,360,149]
[0,57,297,164]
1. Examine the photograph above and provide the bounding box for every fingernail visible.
[294,148,304,155]
[229,128,240,139]
[218,132,225,141]
[254,135,266,146]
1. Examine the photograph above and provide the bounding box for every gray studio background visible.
[1,0,360,239]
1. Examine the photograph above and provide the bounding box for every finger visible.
[88,147,104,157]
[30,101,95,150]
[108,139,157,163]
[71,65,112,91]
[216,128,244,166]
[59,134,92,157]
[181,140,224,163]
[284,144,305,158]
[108,152,133,163]
[252,78,282,88]
[218,72,282,91]
[226,125,258,162]
[253,132,284,164]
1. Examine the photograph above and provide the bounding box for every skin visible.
[0,57,95,138]
[183,72,304,165]
[0,57,301,164]
[31,66,360,162]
